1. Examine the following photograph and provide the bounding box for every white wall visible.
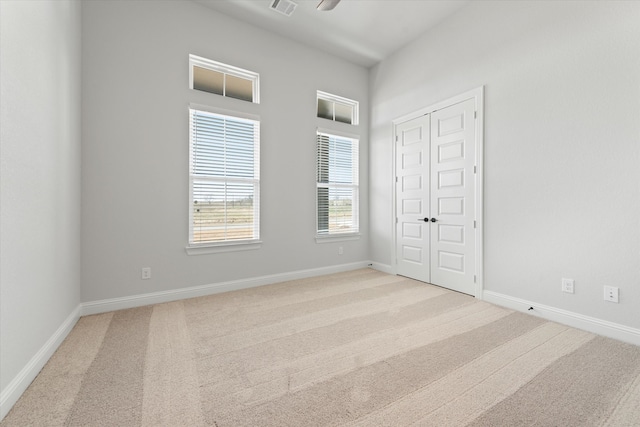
[369,1,640,328]
[0,0,82,417]
[81,0,369,302]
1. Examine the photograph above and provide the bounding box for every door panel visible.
[438,140,465,162]
[430,99,476,294]
[439,225,464,244]
[438,197,464,215]
[438,169,465,188]
[438,251,465,272]
[395,115,430,283]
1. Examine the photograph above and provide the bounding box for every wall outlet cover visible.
[561,278,574,294]
[604,286,619,303]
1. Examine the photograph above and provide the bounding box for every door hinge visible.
[474,220,476,228]
[395,176,398,183]
[474,111,477,119]
[474,275,477,283]
[474,165,477,174]
[395,135,399,142]
[396,217,398,224]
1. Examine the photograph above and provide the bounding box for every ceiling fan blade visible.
[317,0,341,11]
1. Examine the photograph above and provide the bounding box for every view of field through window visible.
[325,188,355,232]
[192,184,256,242]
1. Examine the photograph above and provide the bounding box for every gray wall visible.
[0,0,81,403]
[81,0,369,302]
[369,1,640,328]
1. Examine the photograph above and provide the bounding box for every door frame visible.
[391,86,484,298]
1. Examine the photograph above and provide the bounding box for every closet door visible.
[395,114,431,283]
[429,99,476,295]
[395,98,477,296]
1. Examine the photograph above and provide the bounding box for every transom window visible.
[317,91,359,125]
[190,55,260,103]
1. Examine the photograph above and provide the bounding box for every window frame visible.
[187,103,261,254]
[189,54,260,104]
[317,90,359,125]
[315,128,360,241]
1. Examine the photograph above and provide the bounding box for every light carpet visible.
[3,269,640,426]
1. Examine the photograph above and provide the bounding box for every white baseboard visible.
[0,305,81,421]
[81,261,371,316]
[368,261,394,275]
[483,291,640,347]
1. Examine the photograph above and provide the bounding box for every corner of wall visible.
[0,306,82,420]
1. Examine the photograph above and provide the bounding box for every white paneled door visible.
[396,98,477,295]
[396,114,431,283]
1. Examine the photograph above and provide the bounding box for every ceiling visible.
[194,0,470,68]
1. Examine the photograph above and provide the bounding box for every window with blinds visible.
[189,108,260,245]
[316,131,359,236]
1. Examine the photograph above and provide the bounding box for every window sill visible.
[185,240,262,255]
[315,233,360,244]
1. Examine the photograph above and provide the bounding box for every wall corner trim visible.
[0,305,82,421]
[483,291,640,347]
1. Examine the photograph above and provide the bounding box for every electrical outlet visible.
[338,246,344,255]
[604,286,619,303]
[561,278,574,294]
[141,267,151,280]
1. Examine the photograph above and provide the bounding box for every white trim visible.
[393,87,483,125]
[189,103,260,123]
[189,54,260,104]
[315,234,360,243]
[317,91,358,108]
[317,127,360,141]
[367,261,395,275]
[483,291,640,347]
[315,117,361,135]
[0,305,81,421]
[473,87,485,299]
[189,54,259,82]
[391,86,485,298]
[81,261,370,316]
[185,241,262,255]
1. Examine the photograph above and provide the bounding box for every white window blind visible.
[316,131,359,235]
[189,108,260,245]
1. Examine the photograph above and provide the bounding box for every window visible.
[316,131,359,236]
[317,91,359,125]
[189,107,260,247]
[190,55,260,103]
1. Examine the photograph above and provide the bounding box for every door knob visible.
[421,217,430,222]
[430,217,437,222]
